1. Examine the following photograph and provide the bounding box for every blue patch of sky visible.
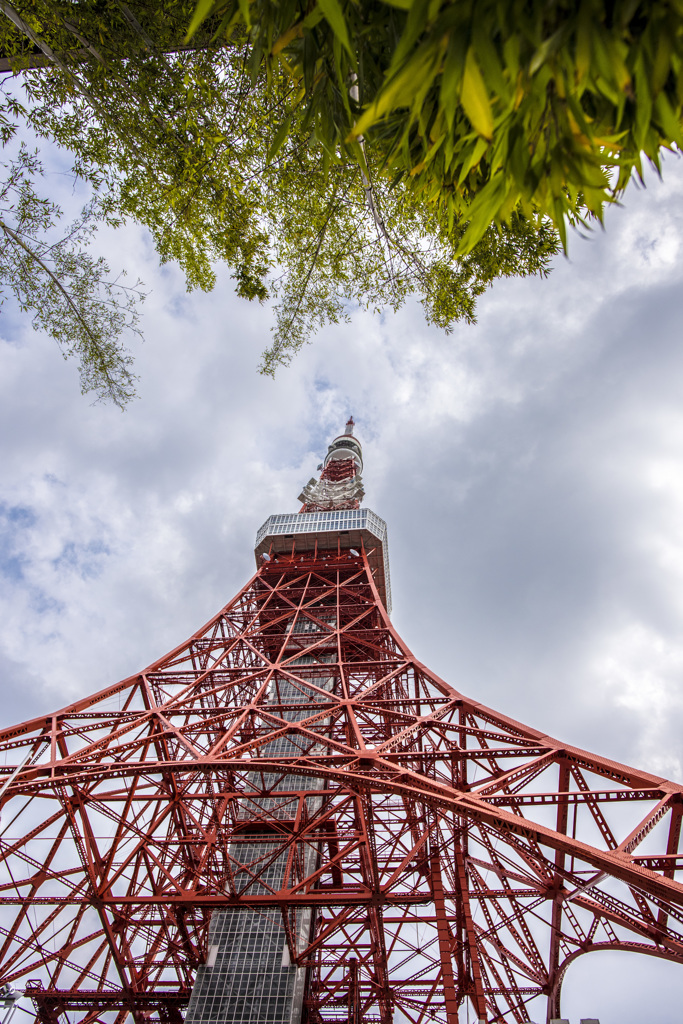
[164,291,192,319]
[0,503,36,582]
[0,502,64,614]
[52,538,111,581]
[0,293,38,346]
[43,473,66,488]
[30,590,65,617]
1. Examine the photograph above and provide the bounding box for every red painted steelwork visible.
[0,550,682,1023]
[320,458,356,483]
[301,457,361,513]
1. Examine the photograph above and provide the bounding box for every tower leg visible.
[431,854,461,1024]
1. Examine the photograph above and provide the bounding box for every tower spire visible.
[298,418,365,512]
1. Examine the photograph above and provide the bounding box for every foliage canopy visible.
[189,0,683,251]
[0,1,563,399]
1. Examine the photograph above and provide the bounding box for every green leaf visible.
[352,45,439,137]
[633,58,653,150]
[654,92,683,147]
[348,138,370,180]
[456,173,508,254]
[267,114,291,162]
[575,2,592,82]
[439,32,467,129]
[316,0,353,57]
[184,0,220,43]
[458,135,489,185]
[387,0,431,76]
[460,48,493,140]
[237,0,252,31]
[529,25,568,76]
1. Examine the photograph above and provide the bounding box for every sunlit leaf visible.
[460,47,493,140]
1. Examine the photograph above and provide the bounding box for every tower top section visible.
[299,416,364,512]
[322,420,363,475]
[254,419,391,612]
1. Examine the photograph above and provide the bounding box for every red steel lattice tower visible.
[1,418,683,1024]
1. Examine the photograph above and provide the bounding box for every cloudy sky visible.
[3,145,683,1020]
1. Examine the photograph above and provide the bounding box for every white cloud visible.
[590,621,683,780]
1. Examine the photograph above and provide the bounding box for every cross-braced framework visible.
[1,549,683,1023]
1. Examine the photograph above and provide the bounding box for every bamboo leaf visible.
[185,0,222,42]
[654,92,683,147]
[267,114,291,162]
[461,47,493,140]
[387,0,431,75]
[316,0,353,57]
[439,31,467,128]
[529,24,568,76]
[351,45,440,137]
[237,0,252,31]
[456,173,509,253]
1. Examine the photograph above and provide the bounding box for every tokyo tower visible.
[0,418,682,1024]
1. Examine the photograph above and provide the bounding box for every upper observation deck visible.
[254,507,391,614]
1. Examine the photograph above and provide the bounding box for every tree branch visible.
[0,215,128,400]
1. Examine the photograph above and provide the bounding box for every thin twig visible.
[276,186,344,339]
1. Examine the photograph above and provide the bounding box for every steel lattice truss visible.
[0,551,682,1024]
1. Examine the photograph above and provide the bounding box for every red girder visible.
[0,551,682,1023]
